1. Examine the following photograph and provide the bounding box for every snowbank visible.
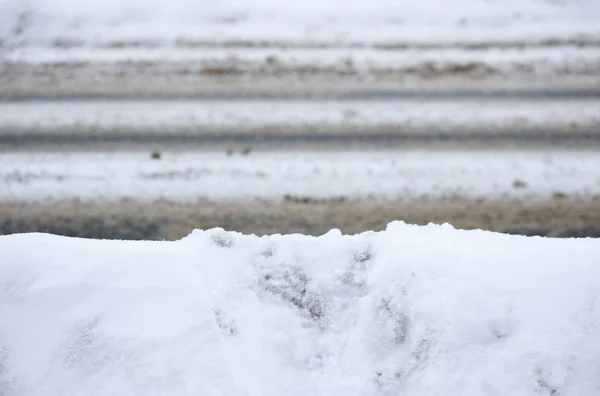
[1,224,599,395]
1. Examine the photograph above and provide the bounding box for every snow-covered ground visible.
[1,151,599,202]
[2,0,599,48]
[1,224,599,395]
[9,45,600,66]
[1,99,598,132]
[2,0,599,94]
[4,44,599,82]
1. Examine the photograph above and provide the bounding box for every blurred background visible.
[0,0,599,239]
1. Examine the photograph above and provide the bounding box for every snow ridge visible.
[1,223,599,395]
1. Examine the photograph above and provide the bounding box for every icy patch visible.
[0,224,599,395]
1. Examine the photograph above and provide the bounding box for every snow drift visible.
[1,223,599,396]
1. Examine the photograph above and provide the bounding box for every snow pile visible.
[1,223,599,396]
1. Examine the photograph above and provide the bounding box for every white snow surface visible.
[1,151,600,202]
[1,100,599,130]
[1,224,599,396]
[1,0,599,74]
[10,45,600,66]
[2,0,599,90]
[1,0,599,47]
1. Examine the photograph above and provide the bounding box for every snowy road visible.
[2,98,598,130]
[1,150,599,202]
[1,98,599,150]
[2,0,599,96]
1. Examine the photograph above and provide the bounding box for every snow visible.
[1,224,599,396]
[3,0,598,94]
[6,44,600,77]
[2,0,599,75]
[1,0,599,48]
[1,99,598,131]
[9,45,600,65]
[1,151,599,202]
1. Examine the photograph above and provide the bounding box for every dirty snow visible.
[1,99,599,131]
[1,151,599,202]
[2,0,599,77]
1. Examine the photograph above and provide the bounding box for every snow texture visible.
[1,0,599,72]
[1,99,598,130]
[1,0,599,47]
[1,151,600,202]
[0,224,599,396]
